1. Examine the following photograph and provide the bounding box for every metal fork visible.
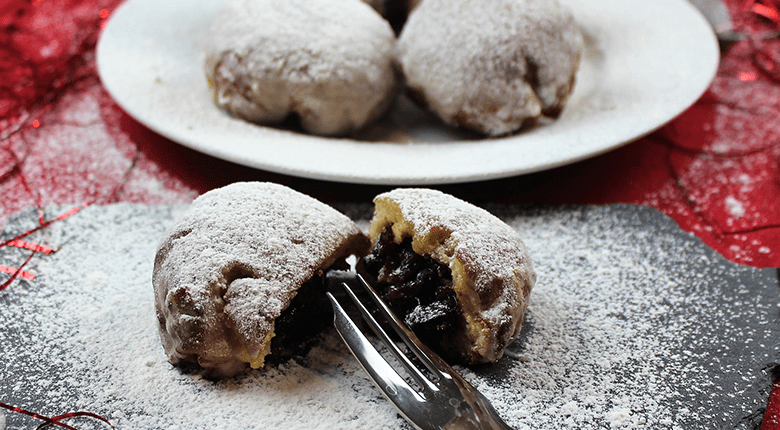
[325,271,515,430]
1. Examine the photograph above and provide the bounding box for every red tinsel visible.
[0,203,88,290]
[0,263,35,281]
[744,0,780,23]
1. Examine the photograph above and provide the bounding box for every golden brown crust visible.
[367,188,535,363]
[153,182,369,377]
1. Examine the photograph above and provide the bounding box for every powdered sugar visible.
[1,203,777,429]
[725,195,745,218]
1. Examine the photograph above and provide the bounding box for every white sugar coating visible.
[369,188,535,364]
[0,203,776,429]
[204,0,397,136]
[153,182,368,377]
[725,196,745,219]
[397,0,583,136]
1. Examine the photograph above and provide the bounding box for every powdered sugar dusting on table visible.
[1,203,776,429]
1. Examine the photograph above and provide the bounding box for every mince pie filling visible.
[358,226,464,362]
[267,258,348,364]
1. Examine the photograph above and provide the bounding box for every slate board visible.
[0,203,777,429]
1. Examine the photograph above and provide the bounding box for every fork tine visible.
[327,272,517,430]
[339,279,440,393]
[353,274,447,382]
[326,292,425,412]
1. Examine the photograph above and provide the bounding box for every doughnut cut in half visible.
[153,182,369,378]
[357,188,536,364]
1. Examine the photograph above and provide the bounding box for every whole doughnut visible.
[398,0,583,136]
[204,0,398,136]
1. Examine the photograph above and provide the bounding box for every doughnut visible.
[204,0,397,136]
[397,0,583,136]
[153,182,369,378]
[357,188,536,364]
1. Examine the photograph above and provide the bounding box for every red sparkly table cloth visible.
[1,0,778,428]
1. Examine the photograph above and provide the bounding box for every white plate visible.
[96,0,718,185]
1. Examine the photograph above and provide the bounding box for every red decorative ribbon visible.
[744,0,780,23]
[6,239,53,254]
[0,249,36,289]
[740,0,780,83]
[0,264,35,281]
[0,203,88,291]
[0,401,114,430]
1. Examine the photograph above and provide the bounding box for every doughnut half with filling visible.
[397,0,583,136]
[153,182,369,378]
[357,188,536,364]
[204,0,397,136]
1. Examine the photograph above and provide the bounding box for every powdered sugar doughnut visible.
[398,0,583,136]
[357,188,536,364]
[153,182,369,378]
[204,0,397,136]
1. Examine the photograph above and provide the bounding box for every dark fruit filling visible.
[266,259,349,365]
[383,2,410,35]
[357,226,462,362]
